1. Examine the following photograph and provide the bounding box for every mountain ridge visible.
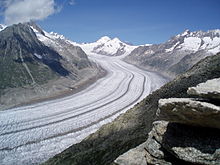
[74,36,138,56]
[0,22,103,110]
[124,29,220,79]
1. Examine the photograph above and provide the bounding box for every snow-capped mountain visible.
[28,22,92,73]
[78,36,138,56]
[165,29,220,54]
[125,29,220,78]
[26,22,139,57]
[0,22,102,110]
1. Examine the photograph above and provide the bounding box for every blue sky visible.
[1,0,220,45]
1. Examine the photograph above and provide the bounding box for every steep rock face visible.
[115,78,220,165]
[29,23,93,74]
[43,54,220,165]
[0,23,101,110]
[124,29,220,78]
[0,23,66,90]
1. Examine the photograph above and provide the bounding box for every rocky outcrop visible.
[115,78,220,165]
[158,98,220,129]
[187,78,220,100]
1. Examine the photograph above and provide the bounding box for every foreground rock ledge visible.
[154,121,220,165]
[187,78,220,100]
[157,98,220,129]
[115,121,220,165]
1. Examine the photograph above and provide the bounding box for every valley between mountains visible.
[0,52,167,165]
[0,22,220,165]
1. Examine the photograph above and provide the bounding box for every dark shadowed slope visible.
[0,23,65,90]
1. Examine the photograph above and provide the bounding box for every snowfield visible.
[0,54,167,165]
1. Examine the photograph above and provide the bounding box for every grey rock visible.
[115,121,192,165]
[151,121,169,143]
[157,98,220,129]
[153,121,220,165]
[187,78,220,100]
[144,149,172,165]
[114,142,147,165]
[145,132,173,165]
[114,137,172,165]
[145,134,164,159]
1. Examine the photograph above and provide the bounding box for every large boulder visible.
[153,121,220,165]
[187,78,220,100]
[114,121,196,165]
[157,98,220,129]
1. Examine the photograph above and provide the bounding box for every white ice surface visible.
[0,53,167,165]
[180,37,201,52]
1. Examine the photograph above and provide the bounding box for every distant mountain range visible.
[74,36,139,56]
[72,29,220,79]
[0,22,219,109]
[124,29,220,78]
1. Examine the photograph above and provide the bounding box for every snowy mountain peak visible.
[112,37,122,43]
[181,29,190,36]
[79,36,138,56]
[165,29,220,54]
[97,36,111,43]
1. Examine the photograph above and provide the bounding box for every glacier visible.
[0,53,167,165]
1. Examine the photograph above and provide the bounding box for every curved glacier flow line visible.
[0,72,134,137]
[0,72,140,151]
[0,62,133,133]
[0,63,128,128]
[0,55,166,165]
[0,60,139,142]
[0,63,143,150]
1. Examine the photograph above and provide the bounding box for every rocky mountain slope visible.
[0,23,102,110]
[43,53,220,165]
[124,29,220,78]
[115,78,220,165]
[76,36,138,56]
